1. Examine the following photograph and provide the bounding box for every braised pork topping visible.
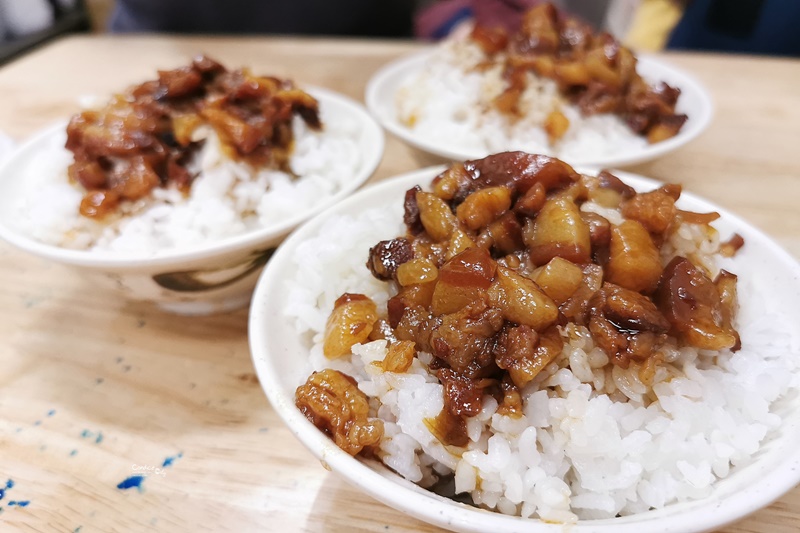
[470,3,687,144]
[297,151,743,451]
[66,55,320,218]
[295,369,383,456]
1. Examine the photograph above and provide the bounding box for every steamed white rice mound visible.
[285,200,800,522]
[396,40,647,162]
[14,113,362,254]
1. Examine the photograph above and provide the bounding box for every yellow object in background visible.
[623,0,685,51]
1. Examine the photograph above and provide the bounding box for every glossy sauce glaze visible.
[470,3,687,144]
[65,55,320,218]
[296,151,742,451]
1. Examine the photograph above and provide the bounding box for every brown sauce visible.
[298,152,742,451]
[470,3,687,143]
[65,55,320,219]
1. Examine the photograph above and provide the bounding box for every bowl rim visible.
[248,165,800,533]
[0,85,384,270]
[364,48,714,168]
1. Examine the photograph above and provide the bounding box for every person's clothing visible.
[667,0,800,56]
[110,0,414,37]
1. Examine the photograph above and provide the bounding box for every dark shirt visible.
[109,0,414,37]
[668,0,800,56]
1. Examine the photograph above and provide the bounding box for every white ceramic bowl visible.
[0,87,384,315]
[249,167,800,532]
[366,50,713,167]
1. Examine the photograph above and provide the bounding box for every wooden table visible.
[0,36,798,533]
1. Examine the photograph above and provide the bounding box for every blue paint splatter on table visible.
[162,452,183,468]
[116,452,182,493]
[117,476,145,493]
[47,409,56,417]
[1,480,28,508]
[8,500,30,507]
[70,449,78,457]
[80,429,104,444]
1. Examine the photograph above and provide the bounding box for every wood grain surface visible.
[0,36,797,533]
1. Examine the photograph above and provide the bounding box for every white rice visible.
[285,195,800,522]
[396,40,648,163]
[13,110,362,255]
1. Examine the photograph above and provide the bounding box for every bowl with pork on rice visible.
[249,153,800,532]
[366,3,712,168]
[0,55,384,314]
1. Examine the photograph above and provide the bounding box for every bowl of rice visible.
[249,157,800,532]
[0,56,384,315]
[366,4,712,167]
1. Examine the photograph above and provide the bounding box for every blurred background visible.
[0,0,797,65]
